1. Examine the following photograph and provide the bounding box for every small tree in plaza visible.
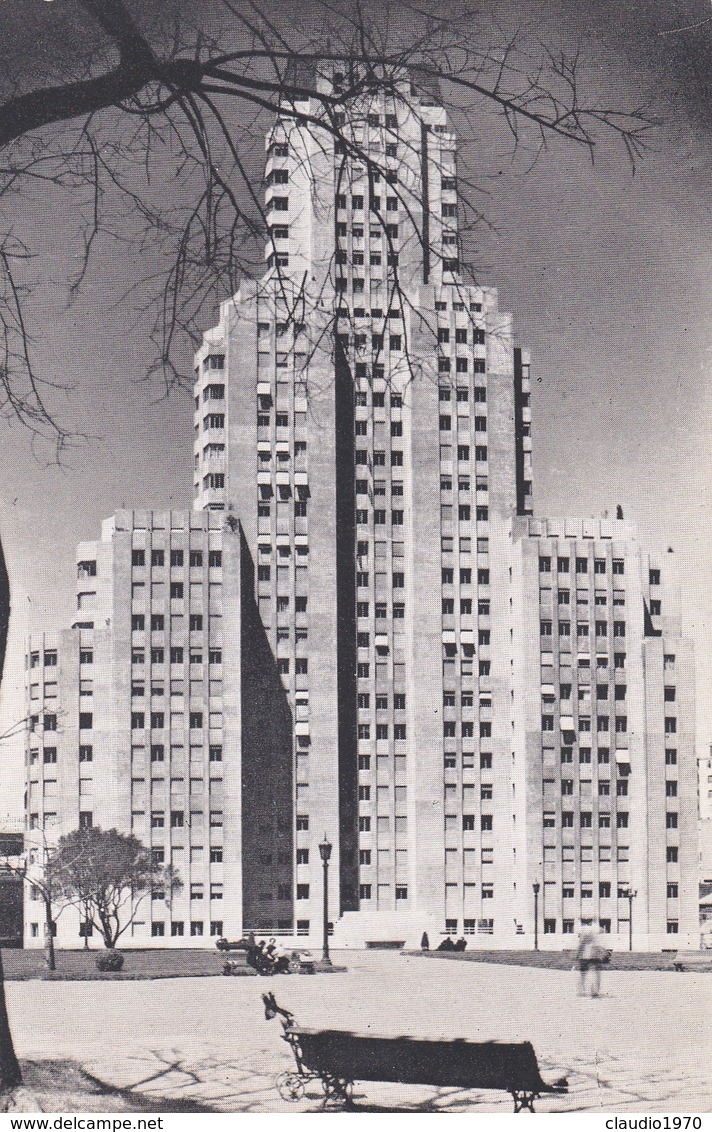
[54,826,181,951]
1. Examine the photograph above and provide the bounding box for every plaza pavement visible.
[5,950,711,1113]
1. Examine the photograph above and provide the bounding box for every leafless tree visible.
[0,0,657,452]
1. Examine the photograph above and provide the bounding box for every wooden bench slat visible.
[297,1030,554,1093]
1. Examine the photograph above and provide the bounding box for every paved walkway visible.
[6,952,711,1112]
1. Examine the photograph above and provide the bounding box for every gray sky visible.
[0,0,710,820]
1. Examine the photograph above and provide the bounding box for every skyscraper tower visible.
[193,68,538,945]
[25,66,697,952]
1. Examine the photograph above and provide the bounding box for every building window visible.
[543,919,556,934]
[151,923,165,938]
[171,921,184,937]
[667,846,678,862]
[666,812,678,829]
[667,921,679,934]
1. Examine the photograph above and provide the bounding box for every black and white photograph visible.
[0,0,708,1118]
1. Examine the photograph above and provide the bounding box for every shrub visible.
[96,949,124,972]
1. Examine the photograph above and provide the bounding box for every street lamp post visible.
[318,835,333,966]
[532,880,540,951]
[621,886,637,952]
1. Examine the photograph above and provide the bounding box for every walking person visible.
[575,926,603,997]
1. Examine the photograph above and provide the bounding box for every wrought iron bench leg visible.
[511,1090,537,1113]
[320,1073,355,1109]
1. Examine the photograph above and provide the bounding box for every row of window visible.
[330,107,399,128]
[357,724,407,740]
[440,418,487,437]
[359,885,409,900]
[357,815,407,832]
[131,647,222,664]
[439,445,488,463]
[541,620,626,637]
[548,684,628,701]
[444,722,493,738]
[150,921,224,938]
[130,712,219,730]
[131,549,222,568]
[335,222,399,239]
[546,591,624,606]
[543,715,630,733]
[444,753,493,769]
[26,920,228,942]
[540,556,625,574]
[438,358,486,374]
[560,780,636,797]
[552,746,637,764]
[442,568,489,585]
[277,659,308,675]
[335,266,400,291]
[357,509,405,525]
[542,843,679,864]
[145,745,222,763]
[257,501,308,517]
[543,656,627,674]
[336,252,395,269]
[543,810,678,829]
[439,389,487,406]
[131,614,210,631]
[336,193,401,210]
[509,919,681,935]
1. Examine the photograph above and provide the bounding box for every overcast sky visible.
[0,0,710,820]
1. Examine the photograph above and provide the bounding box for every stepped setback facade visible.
[25,69,697,950]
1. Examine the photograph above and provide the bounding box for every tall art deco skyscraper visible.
[190,65,696,948]
[25,66,698,950]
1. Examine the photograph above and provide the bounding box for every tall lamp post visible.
[532,880,540,951]
[319,835,333,966]
[621,885,637,952]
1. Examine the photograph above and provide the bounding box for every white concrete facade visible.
[25,66,698,951]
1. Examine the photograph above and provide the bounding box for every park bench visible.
[672,951,712,972]
[263,992,568,1112]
